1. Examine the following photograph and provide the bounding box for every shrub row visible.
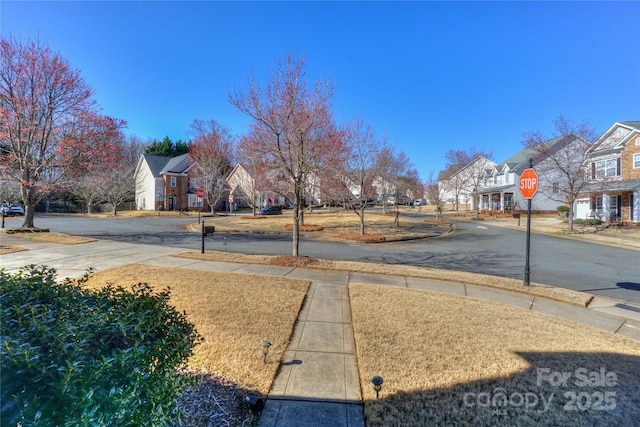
[1,265,202,426]
[573,218,604,226]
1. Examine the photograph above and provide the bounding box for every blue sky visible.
[2,1,639,180]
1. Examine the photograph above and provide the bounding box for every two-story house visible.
[438,157,496,212]
[226,163,293,209]
[476,134,587,214]
[134,153,199,211]
[577,121,640,222]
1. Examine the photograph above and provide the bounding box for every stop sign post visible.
[197,189,204,224]
[519,164,538,287]
[519,168,539,200]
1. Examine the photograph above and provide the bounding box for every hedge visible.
[1,265,202,426]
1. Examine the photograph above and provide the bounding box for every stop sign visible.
[197,188,204,199]
[519,168,539,199]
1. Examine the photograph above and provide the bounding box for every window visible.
[634,153,640,169]
[595,161,605,179]
[606,159,616,177]
[593,158,621,179]
[504,193,513,210]
[552,182,559,193]
[591,196,603,214]
[188,194,201,208]
[170,176,177,188]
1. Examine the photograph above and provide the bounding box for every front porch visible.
[479,191,515,214]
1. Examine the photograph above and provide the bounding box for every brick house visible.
[577,121,640,223]
[134,153,201,211]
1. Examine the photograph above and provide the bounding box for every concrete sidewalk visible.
[1,235,639,427]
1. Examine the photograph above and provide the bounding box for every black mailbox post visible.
[513,213,521,227]
[201,222,215,254]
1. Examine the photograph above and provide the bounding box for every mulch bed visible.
[176,368,258,427]
[272,255,320,267]
[5,227,50,234]
[283,224,324,232]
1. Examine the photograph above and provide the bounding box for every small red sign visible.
[197,188,204,199]
[519,168,539,200]
[228,195,234,203]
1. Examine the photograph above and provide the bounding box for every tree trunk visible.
[292,188,301,256]
[359,208,365,235]
[568,197,575,232]
[21,185,36,229]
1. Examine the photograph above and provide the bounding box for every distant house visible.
[134,153,199,211]
[576,121,640,222]
[225,163,291,209]
[475,135,587,214]
[438,157,496,211]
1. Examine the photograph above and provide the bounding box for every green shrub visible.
[574,218,603,226]
[1,265,202,426]
[556,205,570,218]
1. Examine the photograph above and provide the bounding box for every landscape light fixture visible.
[245,394,264,413]
[261,341,271,363]
[371,375,384,399]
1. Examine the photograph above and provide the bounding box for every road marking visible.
[477,226,488,230]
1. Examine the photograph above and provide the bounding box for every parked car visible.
[1,203,25,216]
[257,206,283,215]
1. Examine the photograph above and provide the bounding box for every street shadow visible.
[617,282,640,292]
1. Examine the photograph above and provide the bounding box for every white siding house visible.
[133,154,167,211]
[477,135,587,213]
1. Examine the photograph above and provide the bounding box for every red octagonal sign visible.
[519,168,539,199]
[197,188,204,199]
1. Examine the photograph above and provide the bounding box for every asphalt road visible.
[16,213,640,304]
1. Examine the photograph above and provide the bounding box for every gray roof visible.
[495,135,574,172]
[142,154,172,177]
[583,179,640,193]
[619,121,640,131]
[478,183,515,194]
[160,153,193,175]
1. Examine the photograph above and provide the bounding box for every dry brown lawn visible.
[83,264,309,396]
[0,245,27,255]
[75,258,638,426]
[350,284,640,426]
[3,231,95,244]
[217,210,422,239]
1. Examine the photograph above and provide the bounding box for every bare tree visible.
[229,55,344,256]
[340,118,383,234]
[377,146,416,215]
[425,170,447,219]
[188,119,235,214]
[0,178,22,205]
[68,134,144,214]
[0,37,124,228]
[442,147,493,215]
[522,115,596,231]
[96,134,144,216]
